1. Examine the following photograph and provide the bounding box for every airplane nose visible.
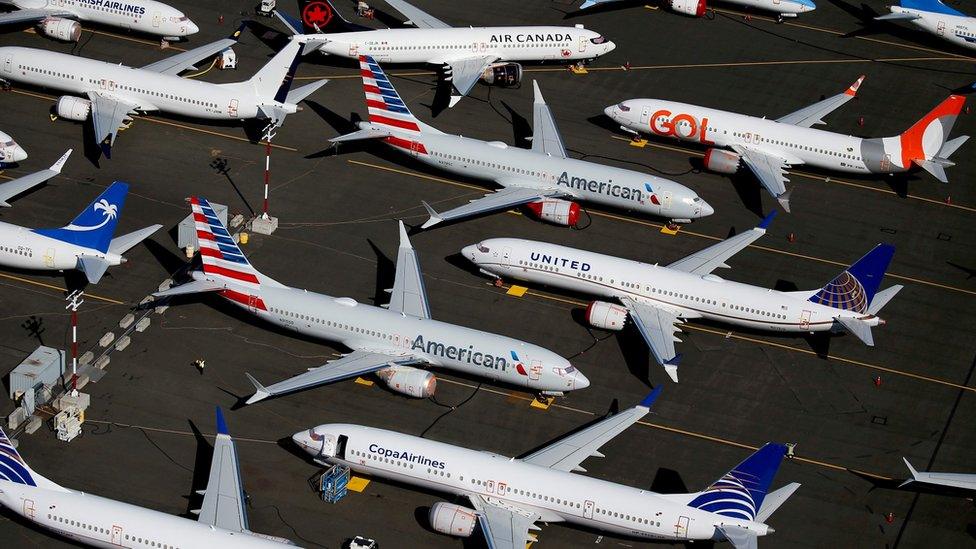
[605,41,617,53]
[460,244,477,261]
[603,105,616,119]
[698,200,715,217]
[291,431,312,451]
[185,20,200,35]
[10,145,27,162]
[572,370,590,390]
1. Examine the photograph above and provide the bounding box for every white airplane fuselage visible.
[294,424,770,543]
[464,238,884,333]
[727,0,815,15]
[0,220,123,271]
[9,0,198,38]
[890,7,976,51]
[0,129,27,163]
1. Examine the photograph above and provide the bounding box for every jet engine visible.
[56,96,92,122]
[480,62,523,87]
[586,301,628,331]
[429,502,477,537]
[376,365,436,398]
[525,199,581,227]
[39,18,82,42]
[703,148,741,174]
[670,0,707,16]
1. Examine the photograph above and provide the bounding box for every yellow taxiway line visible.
[0,272,124,305]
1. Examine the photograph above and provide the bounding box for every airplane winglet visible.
[846,75,866,97]
[663,354,681,383]
[637,385,664,409]
[397,219,412,248]
[420,201,443,229]
[0,201,10,208]
[51,149,72,173]
[448,95,463,108]
[776,190,792,213]
[757,210,777,230]
[215,406,229,436]
[244,373,271,405]
[899,457,920,487]
[532,80,544,104]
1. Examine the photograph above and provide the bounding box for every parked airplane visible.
[293,388,799,549]
[462,213,903,382]
[900,458,976,493]
[0,129,27,166]
[579,0,815,20]
[0,174,161,284]
[0,27,327,157]
[154,197,587,404]
[0,0,198,42]
[604,78,969,212]
[275,0,615,107]
[332,56,711,229]
[0,409,298,547]
[876,0,976,52]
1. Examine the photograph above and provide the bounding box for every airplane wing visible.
[420,185,567,229]
[86,92,140,158]
[666,212,775,275]
[385,0,451,28]
[900,458,976,491]
[530,81,567,159]
[619,297,692,383]
[521,387,662,472]
[244,350,423,404]
[0,9,75,26]
[194,408,248,533]
[730,145,794,212]
[775,75,865,128]
[443,55,497,106]
[387,221,431,319]
[875,11,922,21]
[141,23,245,75]
[0,149,71,207]
[469,495,540,549]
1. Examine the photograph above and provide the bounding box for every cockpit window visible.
[178,16,189,21]
[590,36,607,44]
[477,244,490,253]
[1,141,13,147]
[553,366,576,376]
[693,197,701,202]
[616,102,630,112]
[309,429,323,441]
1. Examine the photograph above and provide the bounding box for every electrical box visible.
[177,201,228,251]
[9,346,65,400]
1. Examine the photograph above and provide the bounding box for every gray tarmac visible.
[0,0,974,547]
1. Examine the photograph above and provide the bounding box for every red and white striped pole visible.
[262,124,276,220]
[65,290,84,395]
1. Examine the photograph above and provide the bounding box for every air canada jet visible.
[294,388,800,549]
[605,77,968,212]
[154,197,588,404]
[0,0,198,43]
[463,213,903,382]
[0,27,328,157]
[876,0,976,52]
[0,129,27,166]
[0,409,299,547]
[276,0,615,107]
[331,56,712,229]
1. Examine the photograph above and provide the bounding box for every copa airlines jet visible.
[462,213,903,382]
[604,77,969,212]
[0,0,198,42]
[0,28,328,157]
[294,389,800,549]
[876,0,976,52]
[0,161,162,284]
[154,198,587,404]
[0,129,27,165]
[0,409,299,547]
[580,0,815,21]
[276,0,615,107]
[332,56,711,229]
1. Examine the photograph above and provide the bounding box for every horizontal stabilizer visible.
[285,79,329,105]
[914,159,949,183]
[330,125,394,143]
[867,284,903,315]
[756,482,801,522]
[77,256,111,285]
[938,135,969,159]
[875,11,921,20]
[108,224,163,256]
[717,525,759,549]
[153,279,227,298]
[835,316,874,346]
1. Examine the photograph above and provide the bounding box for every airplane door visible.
[578,35,587,53]
[880,153,892,172]
[639,106,651,125]
[583,500,595,519]
[43,248,55,268]
[937,20,946,35]
[247,294,259,313]
[228,99,239,118]
[485,479,495,494]
[23,499,34,520]
[502,246,512,265]
[675,516,689,539]
[529,359,542,381]
[661,191,673,211]
[409,140,423,157]
[349,43,359,56]
[800,309,811,329]
[111,525,123,545]
[2,55,10,75]
[152,11,161,28]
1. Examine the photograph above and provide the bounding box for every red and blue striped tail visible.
[191,197,260,287]
[360,55,422,133]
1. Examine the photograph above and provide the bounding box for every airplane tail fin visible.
[190,197,262,288]
[32,182,128,254]
[0,426,67,492]
[808,244,895,314]
[247,38,307,105]
[898,95,968,182]
[276,0,368,35]
[687,443,790,521]
[359,55,439,135]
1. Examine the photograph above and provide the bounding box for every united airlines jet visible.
[462,213,902,382]
[0,0,198,42]
[154,198,588,404]
[293,388,800,549]
[276,0,615,107]
[332,56,712,229]
[0,409,298,547]
[605,77,968,211]
[876,0,976,52]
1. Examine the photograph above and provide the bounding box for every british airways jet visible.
[0,129,27,166]
[0,0,198,42]
[294,389,800,549]
[0,409,299,547]
[332,56,712,229]
[154,198,588,404]
[876,0,976,52]
[463,214,903,382]
[276,0,615,107]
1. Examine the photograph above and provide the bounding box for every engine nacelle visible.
[525,199,581,227]
[703,148,741,174]
[670,0,707,17]
[586,301,628,331]
[480,62,523,87]
[376,365,436,398]
[39,18,82,42]
[429,502,477,538]
[56,96,92,122]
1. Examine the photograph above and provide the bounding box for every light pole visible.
[64,290,84,396]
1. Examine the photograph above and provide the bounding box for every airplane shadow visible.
[443,252,485,280]
[946,260,976,280]
[561,0,649,19]
[366,238,395,307]
[179,419,214,519]
[500,100,532,149]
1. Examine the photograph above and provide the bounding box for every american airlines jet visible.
[604,77,969,211]
[0,28,328,157]
[0,409,299,547]
[276,0,615,107]
[580,0,815,21]
[0,0,198,42]
[462,214,903,382]
[0,129,27,166]
[293,388,800,549]
[332,56,712,229]
[154,198,588,404]
[876,0,976,52]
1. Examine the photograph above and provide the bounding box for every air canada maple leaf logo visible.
[302,1,333,29]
